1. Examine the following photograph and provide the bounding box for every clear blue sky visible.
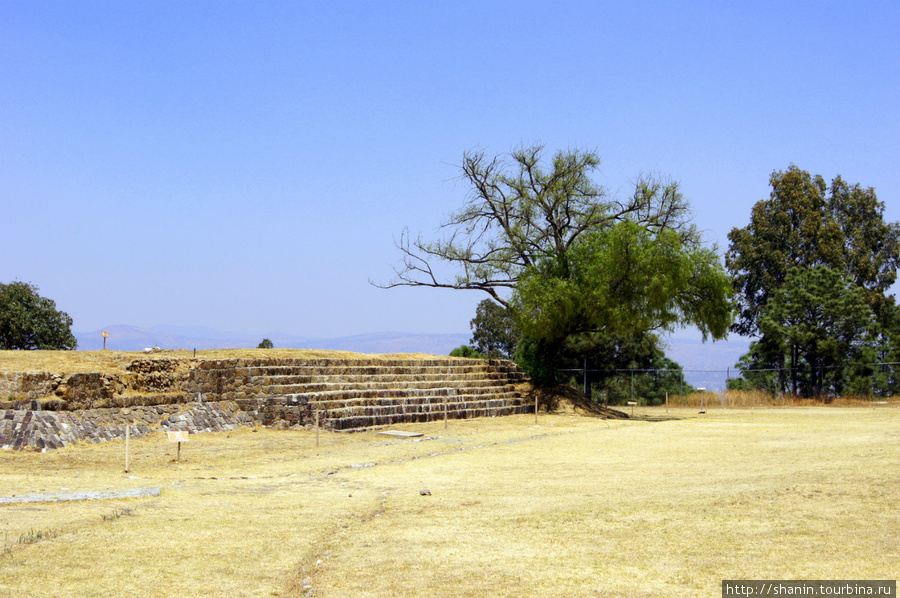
[2,1,898,341]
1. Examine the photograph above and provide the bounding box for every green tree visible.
[857,304,900,396]
[469,299,519,359]
[511,221,732,383]
[449,345,485,359]
[257,338,274,349]
[619,355,692,406]
[756,266,874,396]
[727,166,900,336]
[564,332,693,405]
[378,145,732,385]
[0,282,77,350]
[726,166,900,396]
[377,144,699,307]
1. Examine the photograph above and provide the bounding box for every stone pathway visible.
[0,487,162,504]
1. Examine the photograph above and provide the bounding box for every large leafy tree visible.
[726,166,900,396]
[469,298,519,359]
[756,266,874,396]
[0,281,77,350]
[565,331,693,405]
[511,221,732,383]
[727,165,900,336]
[378,144,699,307]
[377,144,733,385]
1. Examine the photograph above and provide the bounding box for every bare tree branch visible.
[372,146,699,308]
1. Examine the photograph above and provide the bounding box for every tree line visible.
[726,166,899,397]
[379,145,900,401]
[5,144,897,404]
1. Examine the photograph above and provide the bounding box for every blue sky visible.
[2,1,898,342]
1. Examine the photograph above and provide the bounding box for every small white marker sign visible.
[167,431,190,442]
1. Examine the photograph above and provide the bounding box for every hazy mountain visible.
[75,325,469,356]
[663,337,751,391]
[75,325,750,391]
[75,325,242,352]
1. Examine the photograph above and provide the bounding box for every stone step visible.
[196,364,523,381]
[325,404,533,431]
[193,357,506,372]
[283,383,516,400]
[235,390,524,411]
[315,393,522,411]
[313,392,524,413]
[233,391,528,430]
[241,364,505,377]
[248,371,515,385]
[181,358,528,432]
[245,380,518,397]
[319,396,526,419]
[0,357,531,447]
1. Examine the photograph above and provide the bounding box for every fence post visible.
[631,370,634,404]
[583,358,589,397]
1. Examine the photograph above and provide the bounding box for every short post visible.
[444,395,448,429]
[630,370,635,405]
[315,410,320,448]
[583,357,589,397]
[534,394,538,424]
[628,401,637,416]
[102,330,109,350]
[665,391,669,413]
[124,422,130,473]
[167,430,189,461]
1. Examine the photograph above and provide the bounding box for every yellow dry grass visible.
[1,407,898,597]
[667,389,900,408]
[0,349,451,375]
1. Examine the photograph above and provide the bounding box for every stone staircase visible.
[189,358,531,431]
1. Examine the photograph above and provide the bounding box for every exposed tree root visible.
[528,385,629,419]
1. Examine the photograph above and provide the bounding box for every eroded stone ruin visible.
[0,357,531,450]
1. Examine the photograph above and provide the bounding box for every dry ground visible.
[0,349,445,376]
[0,406,897,597]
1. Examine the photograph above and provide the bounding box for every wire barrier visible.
[559,361,900,407]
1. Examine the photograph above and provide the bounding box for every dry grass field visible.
[0,349,444,376]
[0,406,897,597]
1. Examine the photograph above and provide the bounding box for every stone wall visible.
[0,371,61,401]
[0,356,530,449]
[0,358,193,410]
[0,402,254,451]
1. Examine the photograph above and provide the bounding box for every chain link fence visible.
[560,361,900,406]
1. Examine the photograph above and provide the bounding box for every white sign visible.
[167,431,190,442]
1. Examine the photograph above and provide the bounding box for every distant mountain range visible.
[74,325,471,358]
[663,337,751,391]
[74,325,751,391]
